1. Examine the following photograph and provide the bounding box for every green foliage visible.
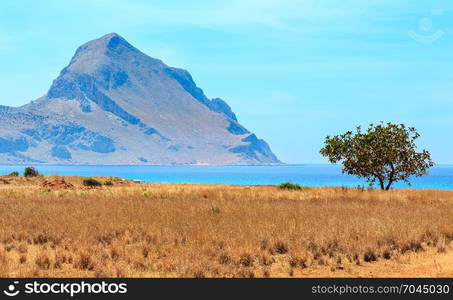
[103,180,113,186]
[7,171,19,177]
[24,167,39,177]
[320,122,434,190]
[83,178,102,187]
[279,182,303,190]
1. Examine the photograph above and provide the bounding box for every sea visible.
[1,164,453,190]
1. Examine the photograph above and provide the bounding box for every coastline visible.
[1,164,453,190]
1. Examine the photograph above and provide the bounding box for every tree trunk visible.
[378,178,385,190]
[385,163,395,190]
[385,180,393,190]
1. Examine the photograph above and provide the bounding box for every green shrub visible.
[24,167,39,177]
[278,182,303,191]
[103,180,113,186]
[7,171,19,177]
[83,178,102,187]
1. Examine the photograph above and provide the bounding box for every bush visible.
[83,178,102,187]
[24,167,39,177]
[278,182,303,190]
[7,171,19,177]
[103,180,113,186]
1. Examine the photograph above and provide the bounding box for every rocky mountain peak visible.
[0,33,280,165]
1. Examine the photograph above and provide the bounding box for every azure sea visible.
[1,164,453,190]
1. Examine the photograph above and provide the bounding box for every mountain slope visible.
[0,33,280,165]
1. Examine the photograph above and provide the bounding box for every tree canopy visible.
[320,123,434,190]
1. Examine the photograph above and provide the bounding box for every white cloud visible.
[82,0,415,30]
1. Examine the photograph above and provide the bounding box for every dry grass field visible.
[1,175,453,278]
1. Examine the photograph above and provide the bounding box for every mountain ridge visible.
[0,33,280,165]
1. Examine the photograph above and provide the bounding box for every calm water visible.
[1,164,453,189]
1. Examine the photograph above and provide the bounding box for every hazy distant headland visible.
[0,33,280,166]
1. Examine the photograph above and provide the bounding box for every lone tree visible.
[320,122,434,190]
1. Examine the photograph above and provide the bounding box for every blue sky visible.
[1,0,453,164]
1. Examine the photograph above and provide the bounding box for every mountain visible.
[0,33,280,165]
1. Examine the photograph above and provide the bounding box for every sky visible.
[0,0,453,164]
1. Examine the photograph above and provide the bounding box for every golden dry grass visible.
[1,175,453,278]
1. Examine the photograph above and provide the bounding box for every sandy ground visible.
[295,246,453,277]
